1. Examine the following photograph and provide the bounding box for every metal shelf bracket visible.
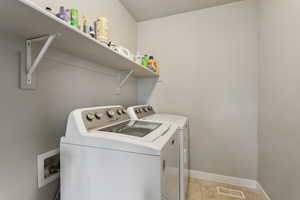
[25,34,58,85]
[116,69,134,94]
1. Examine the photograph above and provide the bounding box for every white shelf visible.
[0,0,159,77]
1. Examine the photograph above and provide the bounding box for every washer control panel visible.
[82,106,129,130]
[134,105,155,119]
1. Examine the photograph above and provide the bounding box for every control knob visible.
[122,109,127,114]
[95,113,103,120]
[117,109,122,115]
[86,113,95,121]
[143,107,148,112]
[106,110,115,118]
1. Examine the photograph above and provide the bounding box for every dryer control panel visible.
[82,106,129,130]
[133,105,155,119]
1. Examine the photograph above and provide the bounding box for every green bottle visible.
[142,55,148,68]
[70,8,79,27]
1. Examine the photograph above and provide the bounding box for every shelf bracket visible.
[116,69,134,94]
[20,34,58,90]
[26,34,57,85]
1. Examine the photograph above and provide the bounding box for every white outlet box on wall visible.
[37,148,60,188]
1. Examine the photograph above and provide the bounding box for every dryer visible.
[60,105,179,200]
[127,105,190,200]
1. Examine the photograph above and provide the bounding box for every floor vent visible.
[217,186,245,199]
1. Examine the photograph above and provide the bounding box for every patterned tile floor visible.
[187,178,266,200]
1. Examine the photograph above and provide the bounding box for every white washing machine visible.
[60,105,179,200]
[127,105,189,200]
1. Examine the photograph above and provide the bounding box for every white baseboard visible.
[256,182,271,200]
[189,170,257,189]
[189,170,271,199]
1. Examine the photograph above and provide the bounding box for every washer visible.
[61,105,179,200]
[127,105,190,200]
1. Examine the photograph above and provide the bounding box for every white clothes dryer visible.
[127,105,190,200]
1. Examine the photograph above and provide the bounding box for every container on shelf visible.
[70,8,79,28]
[142,55,149,68]
[134,53,143,65]
[82,15,88,33]
[94,17,109,41]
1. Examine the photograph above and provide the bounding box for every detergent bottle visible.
[154,59,160,74]
[148,56,157,72]
[142,55,148,68]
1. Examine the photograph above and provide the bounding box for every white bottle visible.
[135,52,143,65]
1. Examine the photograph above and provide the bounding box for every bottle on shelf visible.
[94,17,109,41]
[134,53,143,65]
[56,6,69,23]
[147,56,158,73]
[142,55,149,68]
[82,15,88,33]
[70,8,79,28]
[154,59,160,73]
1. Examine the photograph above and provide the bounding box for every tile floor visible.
[187,178,266,200]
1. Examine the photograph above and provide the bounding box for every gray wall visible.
[0,0,137,199]
[258,0,300,199]
[137,0,259,179]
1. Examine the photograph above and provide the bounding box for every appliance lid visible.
[144,114,188,129]
[90,120,170,142]
[99,120,162,138]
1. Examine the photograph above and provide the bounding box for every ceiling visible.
[119,0,242,22]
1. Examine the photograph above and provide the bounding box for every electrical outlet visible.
[37,148,60,188]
